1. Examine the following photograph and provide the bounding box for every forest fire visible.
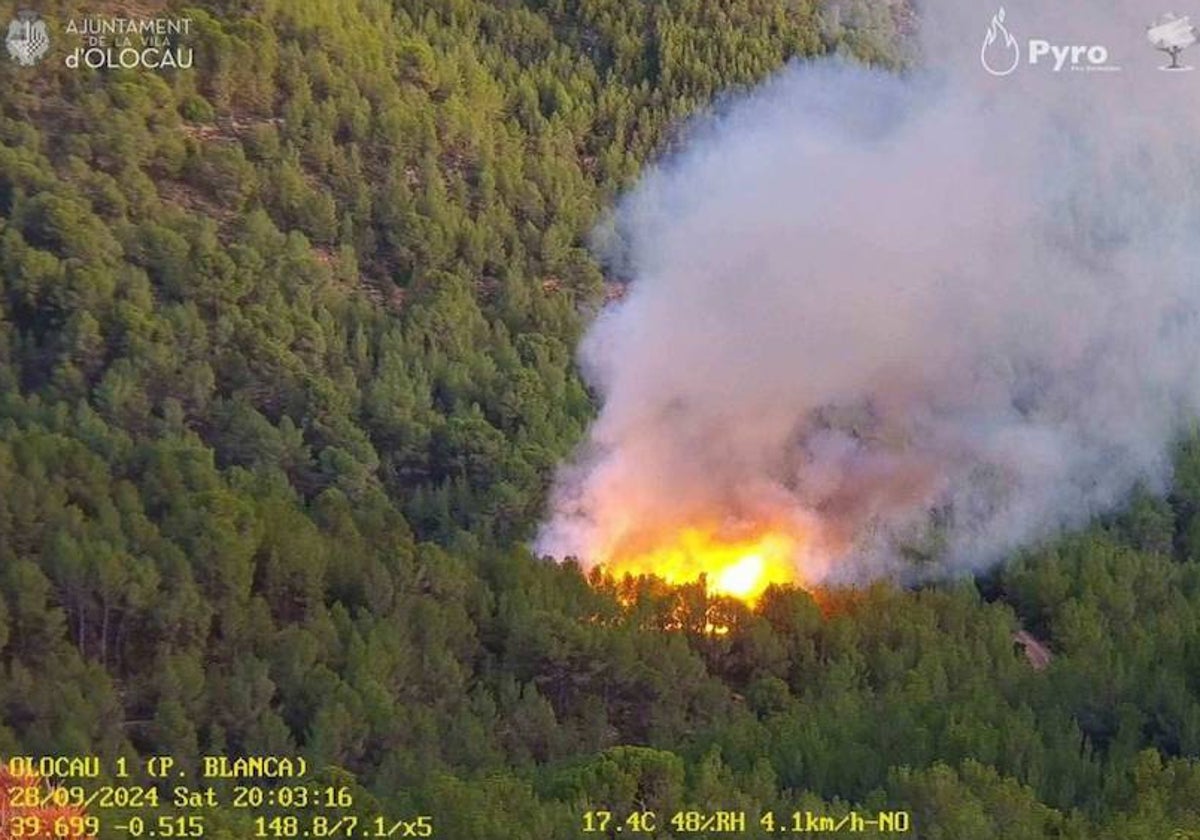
[596,522,808,605]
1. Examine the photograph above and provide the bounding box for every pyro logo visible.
[5,9,49,66]
[981,7,1020,76]
[981,7,1120,75]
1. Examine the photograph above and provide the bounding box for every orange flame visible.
[597,522,807,605]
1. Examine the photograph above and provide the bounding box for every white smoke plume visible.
[538,0,1200,583]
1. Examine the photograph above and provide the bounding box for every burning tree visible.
[0,763,97,840]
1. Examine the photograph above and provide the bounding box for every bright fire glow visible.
[598,525,804,604]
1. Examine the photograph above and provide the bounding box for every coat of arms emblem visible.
[6,10,49,67]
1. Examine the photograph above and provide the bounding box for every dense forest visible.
[1,0,1199,837]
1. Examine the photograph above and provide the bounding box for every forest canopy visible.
[1,1,1199,838]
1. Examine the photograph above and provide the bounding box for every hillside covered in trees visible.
[2,1,1200,837]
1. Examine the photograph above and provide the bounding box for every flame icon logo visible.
[981,7,1020,76]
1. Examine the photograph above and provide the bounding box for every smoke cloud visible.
[538,0,1200,583]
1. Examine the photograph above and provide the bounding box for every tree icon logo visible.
[1148,13,1197,71]
[981,7,1020,76]
[5,9,49,67]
